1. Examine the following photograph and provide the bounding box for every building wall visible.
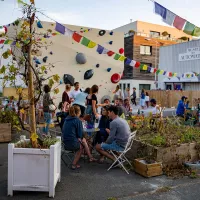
[5,22,124,104]
[119,79,155,98]
[159,39,200,87]
[3,87,28,99]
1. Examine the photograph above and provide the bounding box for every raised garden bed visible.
[0,123,11,142]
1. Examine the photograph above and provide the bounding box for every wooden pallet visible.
[134,158,163,178]
[0,123,11,142]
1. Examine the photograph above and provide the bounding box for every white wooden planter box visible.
[8,136,61,198]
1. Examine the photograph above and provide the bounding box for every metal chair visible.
[107,131,137,174]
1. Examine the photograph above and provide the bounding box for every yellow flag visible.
[16,42,21,48]
[119,56,126,61]
[88,41,96,48]
[173,73,177,77]
[143,65,148,70]
[160,70,164,75]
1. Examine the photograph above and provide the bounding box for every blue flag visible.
[154,2,167,20]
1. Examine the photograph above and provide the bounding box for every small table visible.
[83,128,99,151]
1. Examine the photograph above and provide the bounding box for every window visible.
[140,63,152,73]
[127,83,130,89]
[140,45,152,55]
[139,84,151,91]
[150,31,160,38]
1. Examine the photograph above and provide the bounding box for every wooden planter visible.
[127,140,199,168]
[7,136,61,198]
[0,123,11,143]
[134,158,163,178]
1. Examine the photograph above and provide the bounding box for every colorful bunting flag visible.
[72,32,82,43]
[160,70,164,75]
[0,40,5,44]
[64,27,74,37]
[88,41,96,48]
[173,73,177,77]
[118,55,126,61]
[154,2,167,19]
[4,39,12,44]
[125,58,132,65]
[97,45,104,54]
[163,71,167,75]
[163,9,176,26]
[183,21,195,35]
[129,60,136,67]
[81,37,90,46]
[102,48,109,54]
[143,65,148,70]
[169,72,173,77]
[150,68,154,73]
[114,54,121,60]
[192,26,200,37]
[154,68,157,73]
[140,64,144,70]
[55,22,65,34]
[156,69,161,74]
[173,16,186,30]
[107,51,115,56]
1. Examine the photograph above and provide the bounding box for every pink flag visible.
[173,16,186,30]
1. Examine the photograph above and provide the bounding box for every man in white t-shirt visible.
[70,82,81,100]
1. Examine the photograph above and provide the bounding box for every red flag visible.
[169,72,173,77]
[72,32,82,43]
[0,40,5,44]
[173,16,186,30]
[107,51,115,56]
[154,68,157,73]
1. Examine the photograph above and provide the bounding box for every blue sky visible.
[0,0,200,29]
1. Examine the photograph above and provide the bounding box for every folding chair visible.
[172,110,182,126]
[107,131,137,174]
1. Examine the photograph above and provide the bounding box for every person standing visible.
[176,96,186,117]
[43,85,54,134]
[70,82,81,101]
[145,92,150,108]
[140,89,145,109]
[124,87,130,100]
[113,85,122,101]
[62,84,72,112]
[131,87,137,106]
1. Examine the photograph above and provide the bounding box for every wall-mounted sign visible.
[179,47,200,61]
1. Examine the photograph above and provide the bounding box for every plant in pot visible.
[162,31,169,37]
[0,0,62,197]
[128,29,135,35]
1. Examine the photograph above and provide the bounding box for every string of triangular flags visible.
[54,22,199,78]
[153,1,200,37]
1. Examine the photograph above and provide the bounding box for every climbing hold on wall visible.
[50,51,53,55]
[111,73,121,84]
[63,74,75,86]
[37,21,43,28]
[43,56,48,63]
[35,59,41,64]
[109,41,113,45]
[84,69,94,80]
[60,80,63,84]
[99,30,106,36]
[107,68,112,72]
[76,53,87,64]
[96,64,100,68]
[110,31,113,35]
[119,48,124,54]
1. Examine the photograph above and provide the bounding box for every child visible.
[145,92,150,108]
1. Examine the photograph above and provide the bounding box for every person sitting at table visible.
[176,96,186,117]
[93,106,111,162]
[96,106,130,162]
[124,98,132,114]
[149,99,160,116]
[62,105,97,170]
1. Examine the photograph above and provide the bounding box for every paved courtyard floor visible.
[0,142,200,200]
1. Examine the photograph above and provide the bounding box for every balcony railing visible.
[124,32,188,43]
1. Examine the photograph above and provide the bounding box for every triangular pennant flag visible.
[4,39,12,44]
[118,55,126,61]
[150,68,154,73]
[81,37,90,46]
[173,73,177,77]
[143,65,148,70]
[154,2,167,19]
[163,71,167,75]
[88,41,96,48]
[16,42,21,48]
[0,40,5,44]
[55,22,65,34]
[72,32,82,43]
[11,41,16,46]
[129,60,136,67]
[163,9,176,26]
[192,26,200,37]
[125,58,132,65]
[183,21,195,35]
[114,54,121,60]
[169,72,173,77]
[154,68,157,73]
[97,44,104,54]
[64,27,73,37]
[156,69,161,74]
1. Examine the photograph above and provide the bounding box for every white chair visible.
[172,109,181,125]
[107,131,137,174]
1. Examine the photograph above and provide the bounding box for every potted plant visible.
[162,31,169,37]
[179,36,189,41]
[0,0,62,197]
[128,30,135,35]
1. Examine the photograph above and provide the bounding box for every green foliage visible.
[0,110,21,131]
[151,135,166,146]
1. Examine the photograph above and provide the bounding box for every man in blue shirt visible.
[176,96,186,117]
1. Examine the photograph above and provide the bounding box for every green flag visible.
[183,21,195,35]
[192,26,200,37]
[81,37,90,47]
[114,54,120,60]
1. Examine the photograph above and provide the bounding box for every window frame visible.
[140,45,152,55]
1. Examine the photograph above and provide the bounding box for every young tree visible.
[0,0,60,147]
